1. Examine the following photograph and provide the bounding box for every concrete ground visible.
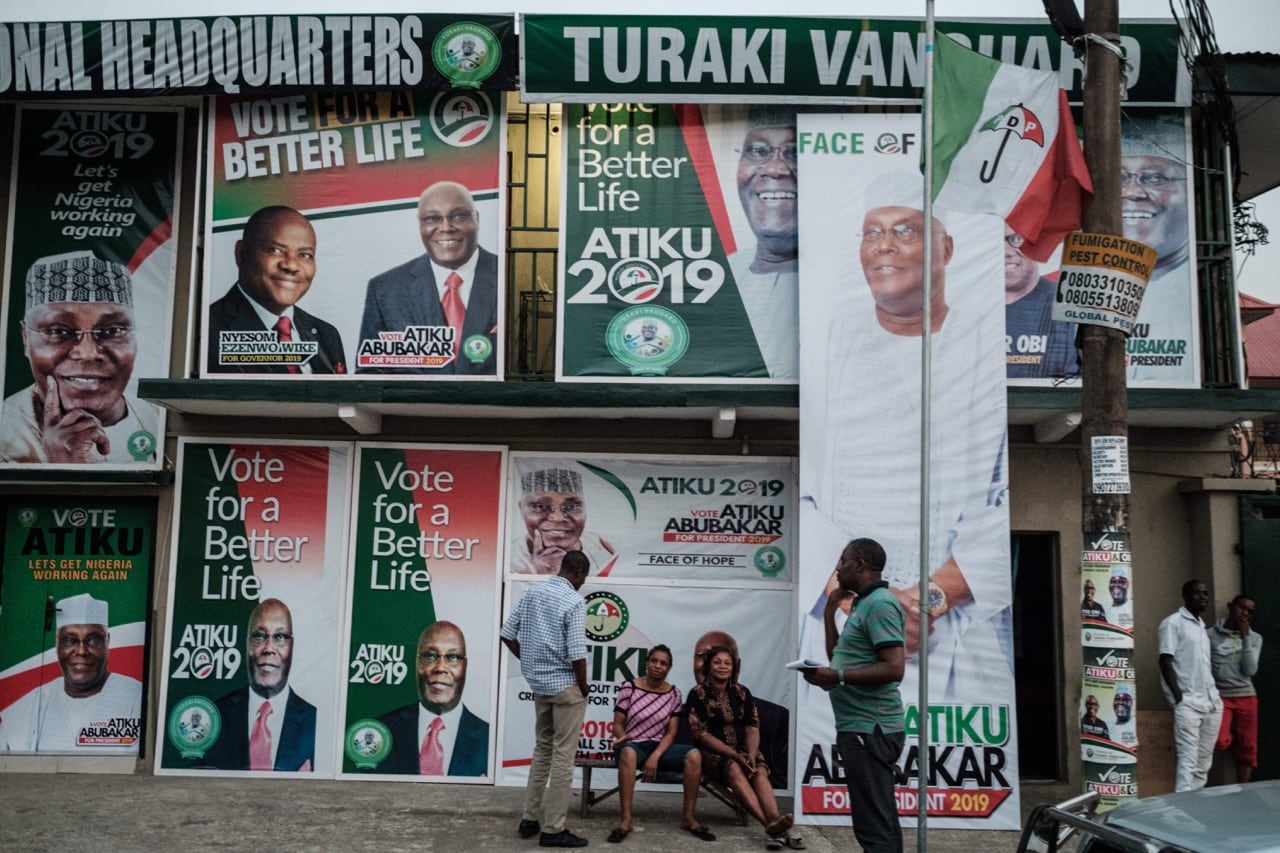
[0,772,1076,852]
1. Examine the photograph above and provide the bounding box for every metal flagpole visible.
[918,2,936,849]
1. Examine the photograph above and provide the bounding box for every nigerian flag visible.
[931,34,1092,261]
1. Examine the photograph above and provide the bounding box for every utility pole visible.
[1079,0,1136,806]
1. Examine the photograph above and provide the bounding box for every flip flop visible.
[683,825,716,841]
[765,814,794,839]
[607,828,630,844]
[784,834,806,850]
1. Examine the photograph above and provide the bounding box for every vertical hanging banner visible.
[1080,532,1138,810]
[1117,111,1198,387]
[201,88,505,379]
[339,443,504,781]
[796,113,1019,828]
[558,104,799,382]
[500,453,797,790]
[156,439,351,777]
[0,497,154,754]
[0,104,181,468]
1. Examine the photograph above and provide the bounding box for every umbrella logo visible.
[978,103,1045,183]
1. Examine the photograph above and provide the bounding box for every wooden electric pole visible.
[1079,3,1129,551]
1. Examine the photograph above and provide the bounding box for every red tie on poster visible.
[274,316,301,374]
[441,272,465,353]
[419,716,445,775]
[250,700,273,770]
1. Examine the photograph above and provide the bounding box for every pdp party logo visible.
[345,719,393,769]
[606,305,689,376]
[429,90,495,147]
[584,591,629,643]
[753,546,785,578]
[167,695,221,759]
[608,259,664,304]
[432,22,501,88]
[873,131,917,155]
[15,507,38,527]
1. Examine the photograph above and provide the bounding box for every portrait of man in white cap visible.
[0,251,158,465]
[803,166,1013,702]
[510,467,617,576]
[0,592,143,752]
[1120,114,1194,382]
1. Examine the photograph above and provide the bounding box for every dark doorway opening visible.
[1013,532,1063,780]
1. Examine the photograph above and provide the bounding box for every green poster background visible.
[559,103,771,380]
[157,439,351,775]
[0,496,155,754]
[341,443,504,778]
[1,105,180,467]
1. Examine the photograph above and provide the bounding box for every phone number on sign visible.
[1059,286,1141,317]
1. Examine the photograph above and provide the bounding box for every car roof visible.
[1102,781,1280,853]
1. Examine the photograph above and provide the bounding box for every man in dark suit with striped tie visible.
[357,181,499,375]
[206,205,347,375]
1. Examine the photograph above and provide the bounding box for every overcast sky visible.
[25,0,1280,299]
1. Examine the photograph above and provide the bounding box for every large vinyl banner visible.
[500,454,797,790]
[796,114,1019,828]
[559,104,799,382]
[1,104,181,469]
[201,89,505,379]
[339,443,504,781]
[0,497,154,754]
[1005,109,1197,387]
[157,439,351,777]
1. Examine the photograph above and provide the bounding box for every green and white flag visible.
[931,34,1092,261]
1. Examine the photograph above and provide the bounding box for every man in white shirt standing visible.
[1158,579,1222,791]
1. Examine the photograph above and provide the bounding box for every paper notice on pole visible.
[1053,232,1159,334]
[1091,435,1131,494]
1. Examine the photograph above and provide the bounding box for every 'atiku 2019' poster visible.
[500,453,797,791]
[0,497,154,755]
[796,112,1020,828]
[558,104,800,382]
[339,443,504,781]
[156,439,351,777]
[201,88,506,379]
[0,104,181,470]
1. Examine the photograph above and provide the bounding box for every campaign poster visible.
[499,582,796,791]
[339,443,504,781]
[506,453,795,583]
[156,439,351,777]
[796,113,1020,828]
[0,497,154,754]
[201,89,505,379]
[0,104,181,469]
[1117,110,1198,388]
[500,453,797,790]
[1080,532,1138,810]
[558,104,801,382]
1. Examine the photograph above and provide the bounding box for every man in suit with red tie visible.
[373,620,490,776]
[206,206,347,375]
[203,598,317,772]
[357,181,499,375]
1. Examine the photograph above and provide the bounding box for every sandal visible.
[784,834,806,850]
[607,827,630,843]
[683,825,716,841]
[765,813,793,839]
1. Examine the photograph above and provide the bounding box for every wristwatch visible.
[925,582,949,616]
